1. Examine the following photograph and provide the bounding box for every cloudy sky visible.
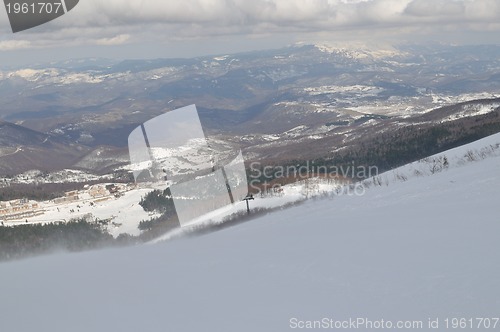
[0,0,499,67]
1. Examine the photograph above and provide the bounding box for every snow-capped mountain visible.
[312,42,408,60]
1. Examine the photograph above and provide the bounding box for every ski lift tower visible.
[243,193,254,215]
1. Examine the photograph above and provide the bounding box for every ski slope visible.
[1,134,500,332]
[5,187,159,237]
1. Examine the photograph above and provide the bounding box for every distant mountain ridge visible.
[0,121,88,174]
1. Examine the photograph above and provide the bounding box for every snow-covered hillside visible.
[1,134,500,332]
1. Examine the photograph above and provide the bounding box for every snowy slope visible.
[5,186,160,237]
[1,134,500,332]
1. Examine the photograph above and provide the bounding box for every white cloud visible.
[95,34,130,46]
[66,0,500,28]
[404,0,465,17]
[1,0,499,52]
[0,40,31,51]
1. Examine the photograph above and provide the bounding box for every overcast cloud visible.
[0,0,499,63]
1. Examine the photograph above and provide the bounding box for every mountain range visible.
[1,43,500,176]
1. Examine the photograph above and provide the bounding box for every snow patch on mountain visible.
[441,102,500,122]
[0,169,112,185]
[313,43,408,59]
[304,84,384,96]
